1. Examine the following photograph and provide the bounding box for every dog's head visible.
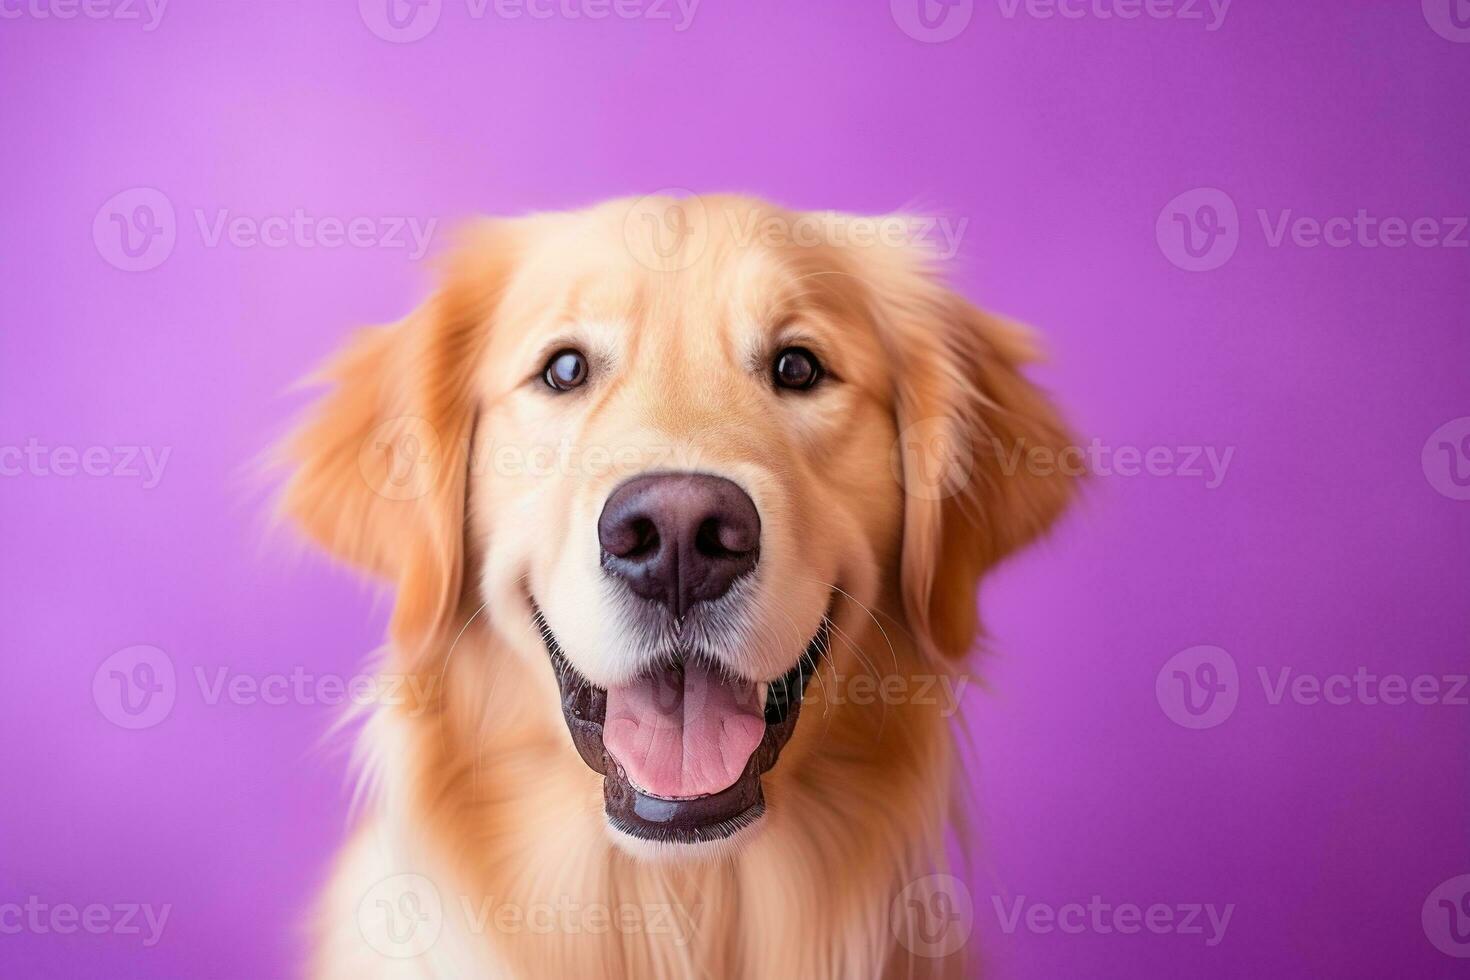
[282,195,1074,854]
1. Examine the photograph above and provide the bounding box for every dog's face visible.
[282,195,1073,855]
[469,200,906,844]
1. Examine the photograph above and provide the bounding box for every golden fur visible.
[280,195,1075,978]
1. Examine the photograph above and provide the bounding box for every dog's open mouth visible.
[533,604,829,844]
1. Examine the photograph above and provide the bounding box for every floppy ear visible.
[278,222,515,659]
[859,243,1078,661]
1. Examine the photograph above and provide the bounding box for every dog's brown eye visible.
[543,349,588,391]
[773,347,822,391]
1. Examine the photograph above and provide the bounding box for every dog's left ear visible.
[855,240,1078,661]
[277,222,516,660]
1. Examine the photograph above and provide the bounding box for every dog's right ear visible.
[276,221,517,656]
[844,231,1078,662]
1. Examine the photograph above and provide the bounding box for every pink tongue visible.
[603,661,766,799]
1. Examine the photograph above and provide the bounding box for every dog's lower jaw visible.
[603,798,771,862]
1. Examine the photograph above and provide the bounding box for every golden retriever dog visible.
[280,194,1074,978]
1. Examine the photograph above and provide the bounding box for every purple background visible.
[3,1,1468,976]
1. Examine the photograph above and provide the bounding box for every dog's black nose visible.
[598,472,760,618]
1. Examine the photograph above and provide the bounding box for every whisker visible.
[435,599,489,754]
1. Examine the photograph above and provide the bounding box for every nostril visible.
[696,517,755,558]
[625,518,660,560]
[694,518,727,558]
[602,515,660,561]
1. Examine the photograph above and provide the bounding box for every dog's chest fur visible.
[311,679,961,979]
